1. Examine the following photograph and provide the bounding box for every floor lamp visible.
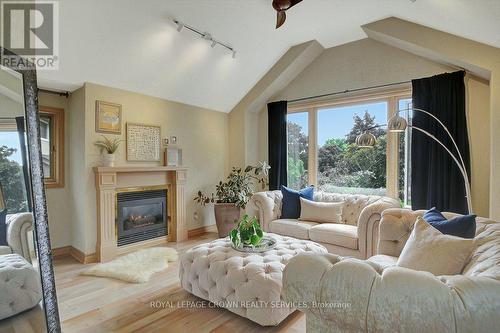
[355,107,472,214]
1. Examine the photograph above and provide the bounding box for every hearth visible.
[116,189,167,246]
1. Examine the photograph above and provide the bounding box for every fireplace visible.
[116,188,168,246]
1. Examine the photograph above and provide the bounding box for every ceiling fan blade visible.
[276,11,286,29]
[289,0,303,8]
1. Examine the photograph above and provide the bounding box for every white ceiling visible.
[38,0,500,112]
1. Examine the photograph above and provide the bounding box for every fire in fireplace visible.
[116,189,167,246]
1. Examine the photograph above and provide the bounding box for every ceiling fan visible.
[272,0,303,29]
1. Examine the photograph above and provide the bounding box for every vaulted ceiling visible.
[38,0,500,112]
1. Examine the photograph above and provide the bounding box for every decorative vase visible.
[102,153,115,167]
[214,203,242,238]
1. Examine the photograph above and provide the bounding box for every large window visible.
[317,101,387,195]
[287,90,411,201]
[287,112,308,189]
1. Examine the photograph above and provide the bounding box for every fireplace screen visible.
[116,189,167,246]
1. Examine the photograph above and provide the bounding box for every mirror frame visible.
[1,47,61,332]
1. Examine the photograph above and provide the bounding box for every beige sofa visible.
[251,191,399,259]
[283,208,500,332]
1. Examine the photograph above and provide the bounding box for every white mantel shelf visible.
[94,166,188,173]
[93,165,188,262]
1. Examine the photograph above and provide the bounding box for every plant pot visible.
[102,153,115,167]
[214,203,242,238]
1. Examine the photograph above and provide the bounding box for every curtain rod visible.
[286,69,472,104]
[38,88,70,98]
[286,80,412,104]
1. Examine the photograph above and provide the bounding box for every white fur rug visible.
[82,247,178,283]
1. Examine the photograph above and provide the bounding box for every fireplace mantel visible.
[94,166,188,262]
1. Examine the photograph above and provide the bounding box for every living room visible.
[0,1,499,332]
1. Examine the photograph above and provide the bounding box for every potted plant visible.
[194,162,270,237]
[94,135,121,167]
[230,214,264,247]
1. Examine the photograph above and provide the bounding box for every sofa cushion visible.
[313,192,382,226]
[309,223,358,249]
[281,186,314,219]
[299,198,343,223]
[423,207,476,239]
[397,217,475,275]
[366,254,398,273]
[269,219,318,240]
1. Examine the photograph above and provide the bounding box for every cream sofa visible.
[283,208,500,333]
[251,191,399,259]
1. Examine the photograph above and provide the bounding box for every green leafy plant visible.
[194,162,270,208]
[94,135,121,154]
[230,215,264,247]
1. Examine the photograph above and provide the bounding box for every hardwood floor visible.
[0,232,306,333]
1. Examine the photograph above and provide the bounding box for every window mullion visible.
[308,108,317,187]
[386,97,399,199]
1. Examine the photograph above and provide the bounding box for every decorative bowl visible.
[230,235,277,253]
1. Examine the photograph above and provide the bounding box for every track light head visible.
[211,40,217,48]
[232,50,236,59]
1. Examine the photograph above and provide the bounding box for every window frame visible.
[287,87,411,199]
[39,106,65,188]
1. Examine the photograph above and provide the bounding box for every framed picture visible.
[95,100,122,134]
[126,123,161,161]
[164,147,182,166]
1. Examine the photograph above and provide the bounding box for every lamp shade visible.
[388,115,408,132]
[356,132,376,147]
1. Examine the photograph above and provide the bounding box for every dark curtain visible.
[15,117,32,211]
[411,71,470,214]
[267,101,288,190]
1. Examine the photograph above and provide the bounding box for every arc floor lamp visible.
[356,108,472,214]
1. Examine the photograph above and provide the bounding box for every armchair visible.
[0,213,34,262]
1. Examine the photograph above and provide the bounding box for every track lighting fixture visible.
[173,19,236,58]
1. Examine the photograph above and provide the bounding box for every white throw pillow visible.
[397,217,475,276]
[299,197,343,223]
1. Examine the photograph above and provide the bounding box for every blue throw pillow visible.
[281,185,314,219]
[0,209,7,246]
[423,207,476,239]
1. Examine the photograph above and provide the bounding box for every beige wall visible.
[38,92,73,248]
[41,83,229,254]
[252,38,490,216]
[80,83,227,254]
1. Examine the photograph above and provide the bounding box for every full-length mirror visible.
[0,50,60,332]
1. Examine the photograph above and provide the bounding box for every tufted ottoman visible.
[0,254,42,320]
[179,234,327,326]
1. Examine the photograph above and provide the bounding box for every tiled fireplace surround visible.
[94,166,188,262]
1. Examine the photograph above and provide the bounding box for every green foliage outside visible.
[0,146,28,213]
[288,111,401,196]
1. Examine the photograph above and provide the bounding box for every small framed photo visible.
[95,100,122,134]
[164,147,182,166]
